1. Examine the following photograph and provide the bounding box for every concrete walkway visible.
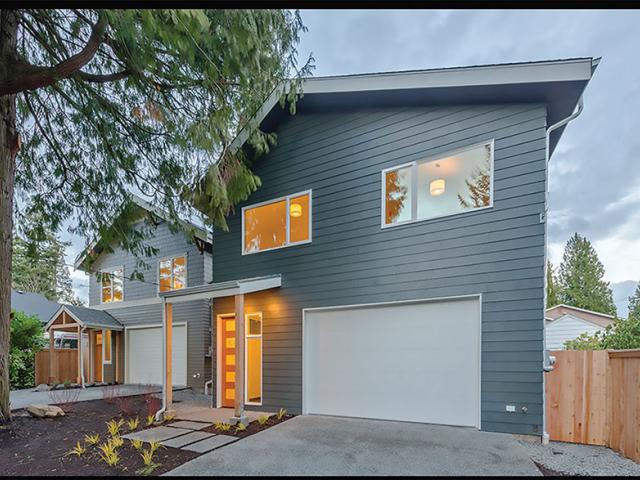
[10,384,172,411]
[167,415,542,476]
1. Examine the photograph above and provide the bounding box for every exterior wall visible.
[87,221,212,392]
[212,104,548,435]
[545,315,603,350]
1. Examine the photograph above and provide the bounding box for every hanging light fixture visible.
[290,203,302,218]
[430,178,445,196]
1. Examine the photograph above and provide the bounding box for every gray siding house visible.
[161,57,596,437]
[68,197,213,392]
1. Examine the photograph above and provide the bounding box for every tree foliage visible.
[546,260,560,308]
[12,215,80,304]
[9,310,45,389]
[564,316,640,350]
[557,233,616,316]
[628,282,640,320]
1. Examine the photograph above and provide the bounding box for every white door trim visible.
[302,294,482,429]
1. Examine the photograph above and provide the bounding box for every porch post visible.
[48,330,55,384]
[163,301,174,416]
[231,293,248,425]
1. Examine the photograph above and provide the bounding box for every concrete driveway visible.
[167,415,541,476]
[10,384,168,411]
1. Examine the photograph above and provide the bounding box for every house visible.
[545,304,615,350]
[154,57,599,438]
[44,195,213,389]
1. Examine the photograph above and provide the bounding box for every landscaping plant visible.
[146,415,155,427]
[130,438,144,450]
[98,442,120,467]
[84,433,100,446]
[277,408,287,421]
[258,415,270,426]
[235,422,247,433]
[47,385,81,412]
[126,417,140,431]
[148,440,162,453]
[115,395,136,416]
[110,436,124,449]
[106,418,124,437]
[8,311,45,389]
[163,411,175,421]
[66,441,86,457]
[138,449,159,476]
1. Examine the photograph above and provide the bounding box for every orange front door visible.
[95,332,103,383]
[221,315,236,408]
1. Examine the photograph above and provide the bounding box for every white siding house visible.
[545,305,615,350]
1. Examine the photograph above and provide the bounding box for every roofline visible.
[74,194,212,270]
[159,274,282,304]
[546,312,613,330]
[229,57,598,154]
[546,304,616,319]
[45,305,124,331]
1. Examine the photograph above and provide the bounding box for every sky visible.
[63,9,640,308]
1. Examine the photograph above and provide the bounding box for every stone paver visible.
[168,420,211,430]
[123,426,192,443]
[181,434,237,453]
[161,431,214,448]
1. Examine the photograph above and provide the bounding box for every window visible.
[383,141,493,226]
[245,312,262,404]
[159,255,186,292]
[242,191,311,254]
[103,329,112,364]
[101,268,123,303]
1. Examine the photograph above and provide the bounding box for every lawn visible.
[0,393,293,476]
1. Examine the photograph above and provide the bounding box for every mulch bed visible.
[0,395,198,476]
[198,413,295,439]
[534,461,572,477]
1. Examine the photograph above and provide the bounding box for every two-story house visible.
[155,57,598,439]
[45,195,213,391]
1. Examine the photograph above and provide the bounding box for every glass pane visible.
[173,256,186,289]
[113,284,123,302]
[103,330,112,362]
[244,200,287,253]
[225,388,235,400]
[289,194,310,243]
[225,319,235,332]
[385,167,412,224]
[246,337,262,403]
[159,277,172,292]
[417,143,492,220]
[225,337,235,349]
[112,269,123,287]
[226,354,235,366]
[246,313,262,336]
[226,371,235,383]
[159,260,171,278]
[102,287,112,303]
[101,272,112,289]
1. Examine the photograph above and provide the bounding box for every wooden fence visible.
[545,349,640,463]
[34,349,78,385]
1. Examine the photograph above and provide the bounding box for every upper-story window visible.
[242,191,311,255]
[382,140,493,227]
[101,267,124,303]
[159,255,187,292]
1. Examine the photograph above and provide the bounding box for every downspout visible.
[156,297,168,422]
[79,326,87,388]
[541,96,584,444]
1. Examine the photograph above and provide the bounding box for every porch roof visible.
[45,304,124,331]
[158,274,282,304]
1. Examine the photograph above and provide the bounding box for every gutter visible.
[541,95,584,444]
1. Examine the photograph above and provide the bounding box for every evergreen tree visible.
[546,260,560,308]
[628,283,640,320]
[557,233,617,315]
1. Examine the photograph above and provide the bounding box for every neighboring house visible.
[154,57,599,438]
[11,288,59,324]
[45,195,213,390]
[545,304,615,350]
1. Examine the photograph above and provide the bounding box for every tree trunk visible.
[0,9,19,423]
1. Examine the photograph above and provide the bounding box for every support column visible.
[231,293,248,426]
[164,302,175,417]
[48,331,55,384]
[77,325,82,384]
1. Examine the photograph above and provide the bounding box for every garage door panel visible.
[127,325,187,386]
[304,298,480,427]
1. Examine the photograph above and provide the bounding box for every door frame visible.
[301,293,483,428]
[124,322,188,385]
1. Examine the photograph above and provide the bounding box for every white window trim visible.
[102,329,112,365]
[244,312,263,406]
[156,253,188,294]
[99,266,125,304]
[241,190,312,255]
[380,140,495,229]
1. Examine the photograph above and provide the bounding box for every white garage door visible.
[303,297,480,427]
[127,325,187,386]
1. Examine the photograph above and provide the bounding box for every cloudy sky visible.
[63,9,640,307]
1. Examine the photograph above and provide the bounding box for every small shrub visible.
[164,411,175,422]
[257,414,269,426]
[63,379,72,389]
[130,439,144,450]
[110,436,124,449]
[138,449,159,475]
[146,414,156,426]
[216,422,231,432]
[115,395,136,416]
[277,408,287,421]
[98,441,120,466]
[142,385,162,417]
[101,384,120,404]
[213,421,223,430]
[106,418,125,437]
[84,433,100,446]
[47,386,81,412]
[148,440,162,453]
[235,423,247,433]
[127,417,140,431]
[66,441,86,457]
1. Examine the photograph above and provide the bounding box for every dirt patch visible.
[199,413,295,439]
[0,395,198,476]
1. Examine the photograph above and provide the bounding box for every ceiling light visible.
[290,203,302,218]
[430,179,445,196]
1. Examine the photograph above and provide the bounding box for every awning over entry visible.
[158,274,282,303]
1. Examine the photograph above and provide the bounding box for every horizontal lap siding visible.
[212,104,547,434]
[88,221,211,392]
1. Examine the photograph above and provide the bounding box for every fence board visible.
[35,349,78,385]
[608,350,640,463]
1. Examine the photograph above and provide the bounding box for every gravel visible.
[520,439,640,476]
